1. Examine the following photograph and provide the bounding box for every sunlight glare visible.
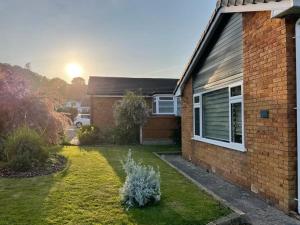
[66,63,83,78]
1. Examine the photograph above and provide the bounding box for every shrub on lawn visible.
[77,125,100,145]
[113,91,150,144]
[4,126,48,171]
[111,126,139,145]
[120,150,161,209]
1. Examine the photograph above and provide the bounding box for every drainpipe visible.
[295,18,300,214]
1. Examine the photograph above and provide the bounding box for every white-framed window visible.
[152,95,180,115]
[193,81,245,152]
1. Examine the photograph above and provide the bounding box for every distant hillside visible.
[0,63,88,105]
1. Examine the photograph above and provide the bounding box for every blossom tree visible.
[0,65,70,144]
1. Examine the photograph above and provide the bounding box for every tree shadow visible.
[0,146,71,225]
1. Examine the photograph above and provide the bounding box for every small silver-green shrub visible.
[120,150,161,208]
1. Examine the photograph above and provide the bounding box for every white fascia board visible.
[91,95,151,98]
[174,87,181,97]
[176,10,223,96]
[272,0,300,17]
[221,1,292,14]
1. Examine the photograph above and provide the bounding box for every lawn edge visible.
[153,152,250,225]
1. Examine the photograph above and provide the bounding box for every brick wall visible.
[91,96,179,143]
[143,116,178,142]
[181,12,297,212]
[91,97,121,129]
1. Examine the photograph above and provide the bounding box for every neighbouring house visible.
[64,99,90,114]
[174,0,300,213]
[87,76,180,144]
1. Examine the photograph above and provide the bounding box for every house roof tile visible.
[87,76,178,96]
[218,0,285,7]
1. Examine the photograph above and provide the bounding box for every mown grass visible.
[0,145,230,225]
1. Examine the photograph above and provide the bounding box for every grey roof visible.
[87,76,178,96]
[218,0,285,7]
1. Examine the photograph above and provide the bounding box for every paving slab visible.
[160,154,300,225]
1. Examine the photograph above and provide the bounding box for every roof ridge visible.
[89,76,178,80]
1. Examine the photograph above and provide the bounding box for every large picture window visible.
[193,82,244,151]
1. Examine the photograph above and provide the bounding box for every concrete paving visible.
[161,154,300,225]
[65,126,79,145]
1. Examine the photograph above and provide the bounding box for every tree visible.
[67,77,87,101]
[0,65,70,144]
[113,91,150,144]
[71,77,85,86]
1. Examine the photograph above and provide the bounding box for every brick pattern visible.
[143,116,178,140]
[181,11,297,212]
[91,97,121,129]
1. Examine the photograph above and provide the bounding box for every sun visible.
[66,63,83,78]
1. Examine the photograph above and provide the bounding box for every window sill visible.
[152,113,175,116]
[191,136,246,152]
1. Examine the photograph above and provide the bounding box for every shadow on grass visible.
[81,145,229,225]
[0,168,70,225]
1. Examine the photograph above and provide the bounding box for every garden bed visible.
[0,154,67,178]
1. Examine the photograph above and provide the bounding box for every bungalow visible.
[175,0,300,213]
[87,76,180,144]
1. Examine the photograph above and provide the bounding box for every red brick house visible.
[87,76,180,144]
[174,0,300,213]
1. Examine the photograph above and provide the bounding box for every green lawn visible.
[0,146,230,225]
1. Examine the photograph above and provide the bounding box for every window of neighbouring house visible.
[176,97,181,116]
[152,96,175,115]
[193,82,244,151]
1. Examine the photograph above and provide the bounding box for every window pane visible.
[176,97,181,116]
[194,107,200,136]
[202,88,229,142]
[231,102,242,144]
[152,99,157,114]
[159,97,173,100]
[159,101,174,113]
[194,96,200,103]
[230,86,241,97]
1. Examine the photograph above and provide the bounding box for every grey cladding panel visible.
[193,13,243,92]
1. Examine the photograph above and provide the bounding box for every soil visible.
[0,154,67,178]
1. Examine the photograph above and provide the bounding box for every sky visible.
[0,0,216,83]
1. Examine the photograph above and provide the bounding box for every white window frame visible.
[152,95,177,115]
[192,81,245,152]
[193,95,201,137]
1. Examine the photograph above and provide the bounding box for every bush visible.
[111,126,139,145]
[120,150,161,209]
[4,127,48,171]
[0,65,70,145]
[77,125,99,145]
[57,107,78,121]
[113,91,150,144]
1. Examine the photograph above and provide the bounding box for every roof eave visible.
[221,0,292,14]
[173,8,223,96]
[174,0,298,96]
[271,0,300,17]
